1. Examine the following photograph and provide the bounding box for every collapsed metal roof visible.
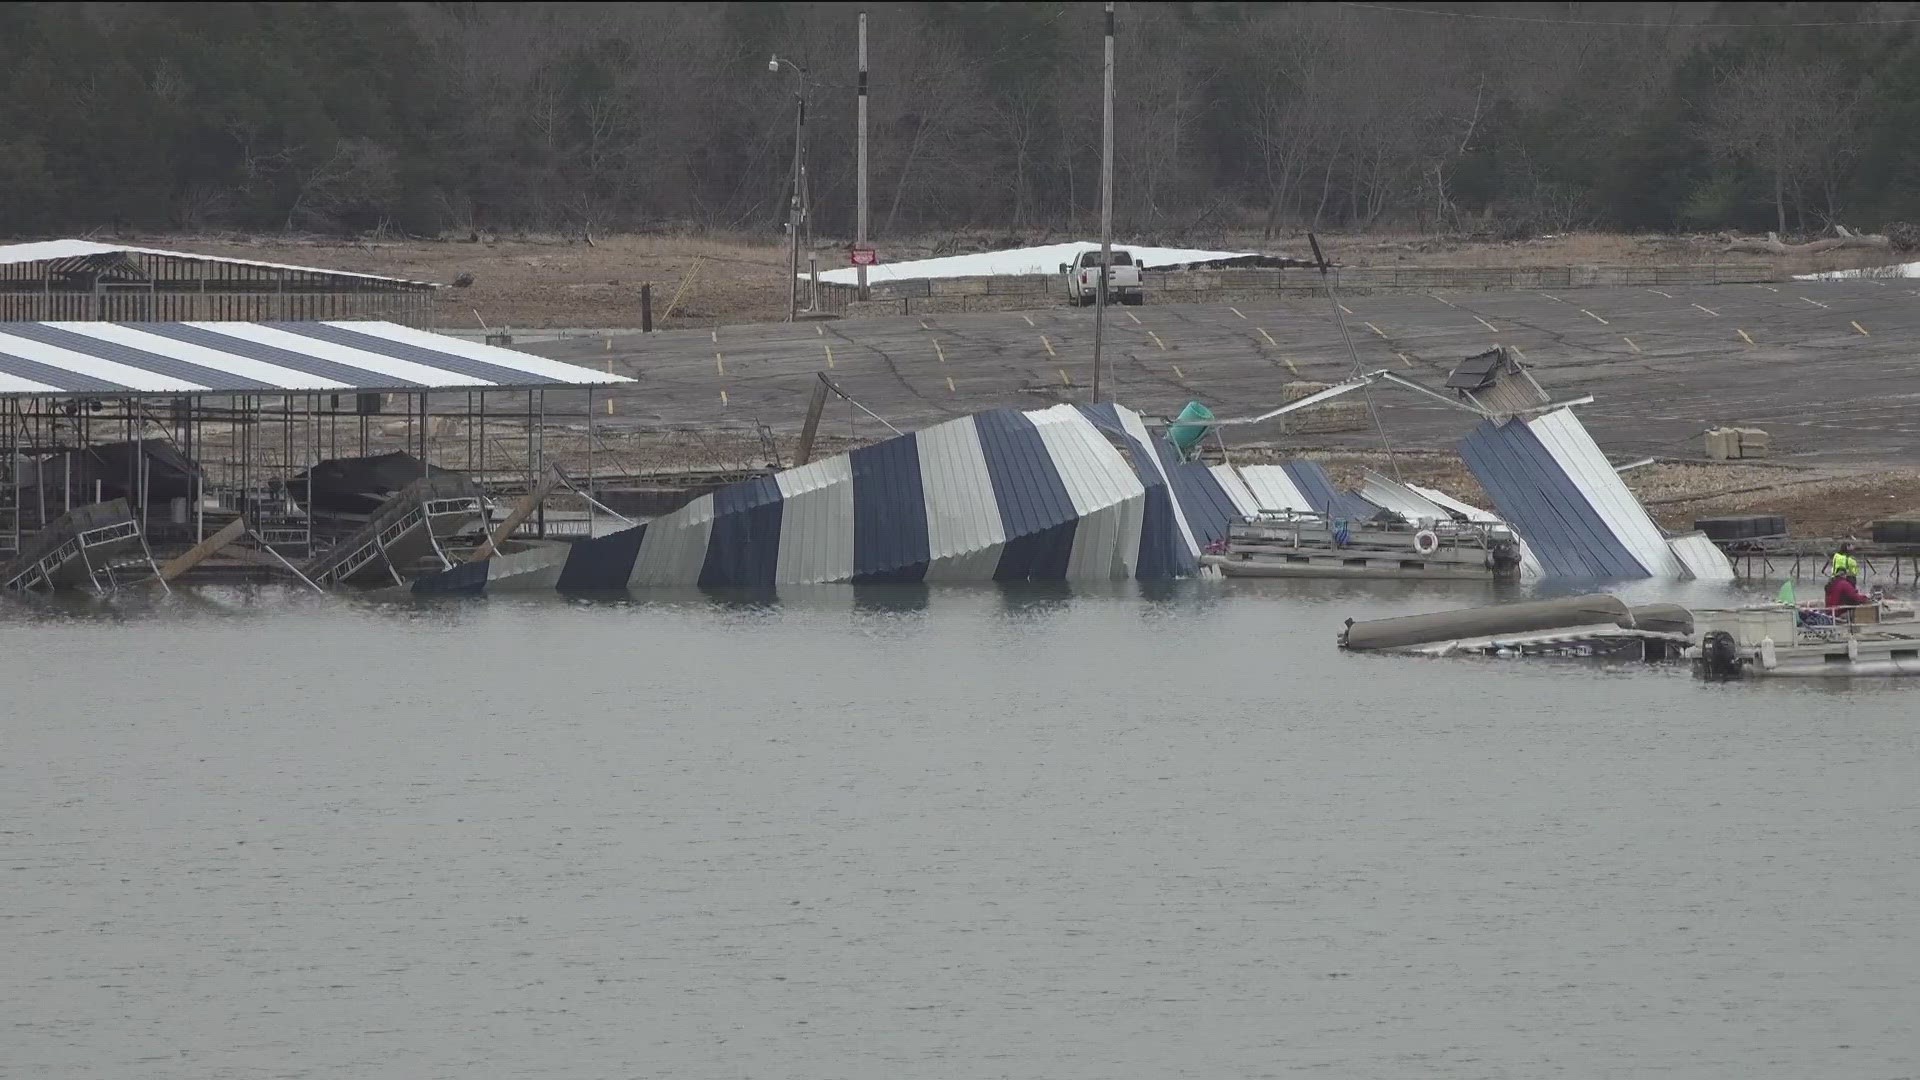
[0,239,438,288]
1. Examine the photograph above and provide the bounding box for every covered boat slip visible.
[0,320,630,589]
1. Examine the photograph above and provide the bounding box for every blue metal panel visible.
[132,323,427,388]
[0,349,131,393]
[1165,455,1239,549]
[973,409,1079,581]
[698,474,785,588]
[267,322,548,386]
[411,557,490,595]
[850,433,931,583]
[556,523,648,589]
[1460,420,1647,579]
[1075,403,1189,579]
[0,323,259,392]
[1281,460,1377,522]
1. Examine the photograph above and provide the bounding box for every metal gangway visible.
[302,475,486,588]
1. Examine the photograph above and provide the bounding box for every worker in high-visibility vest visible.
[1831,543,1861,579]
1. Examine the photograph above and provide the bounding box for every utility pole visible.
[1090,1,1115,404]
[856,11,870,300]
[771,56,807,321]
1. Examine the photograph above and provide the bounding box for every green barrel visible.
[1166,400,1214,457]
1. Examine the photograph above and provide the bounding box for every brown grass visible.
[96,228,1908,330]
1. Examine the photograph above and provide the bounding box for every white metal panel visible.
[1668,531,1736,581]
[917,413,1006,583]
[190,322,500,388]
[479,543,571,591]
[816,241,1264,285]
[1527,409,1684,577]
[0,328,211,393]
[1401,482,1544,580]
[1357,470,1454,526]
[1115,405,1200,560]
[0,372,65,394]
[1209,465,1261,519]
[773,455,855,584]
[336,322,632,386]
[49,322,354,391]
[1237,465,1311,513]
[628,494,717,586]
[1026,404,1143,580]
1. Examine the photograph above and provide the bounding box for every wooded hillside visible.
[3,2,1917,241]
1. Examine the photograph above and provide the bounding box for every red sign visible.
[850,246,878,266]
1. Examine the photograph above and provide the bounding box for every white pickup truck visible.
[1060,248,1143,307]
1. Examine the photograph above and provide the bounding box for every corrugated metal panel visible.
[1668,531,1736,581]
[916,413,1006,582]
[1113,407,1201,567]
[1077,403,1190,578]
[557,525,649,589]
[1209,465,1260,519]
[1357,470,1454,526]
[698,475,785,588]
[0,320,628,395]
[194,322,496,389]
[1282,461,1380,522]
[975,408,1080,580]
[1238,465,1311,513]
[774,455,857,584]
[1027,404,1143,580]
[1526,409,1686,577]
[1164,458,1242,549]
[1461,419,1648,579]
[0,239,439,286]
[629,495,716,586]
[849,435,929,582]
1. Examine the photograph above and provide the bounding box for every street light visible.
[769,55,809,321]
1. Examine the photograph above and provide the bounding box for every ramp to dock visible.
[304,475,486,588]
[0,499,149,592]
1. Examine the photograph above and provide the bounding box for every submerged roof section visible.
[0,239,437,287]
[0,321,632,395]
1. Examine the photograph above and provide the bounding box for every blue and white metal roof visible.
[0,321,631,395]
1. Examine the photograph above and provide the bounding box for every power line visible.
[1336,2,1920,28]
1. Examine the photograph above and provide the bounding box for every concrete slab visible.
[520,280,1920,468]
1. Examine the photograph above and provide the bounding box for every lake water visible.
[5,580,1917,1079]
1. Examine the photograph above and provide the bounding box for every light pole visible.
[769,55,808,321]
[1090,1,1115,403]
[856,12,869,300]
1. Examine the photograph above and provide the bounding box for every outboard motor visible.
[1486,537,1523,577]
[1699,630,1743,680]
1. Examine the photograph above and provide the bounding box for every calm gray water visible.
[5,580,1917,1079]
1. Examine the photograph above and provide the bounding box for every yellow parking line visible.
[946,375,956,393]
[1363,322,1386,338]
[1800,296,1830,309]
[823,343,834,368]
[1257,327,1278,347]
[1692,303,1718,316]
[1473,315,1498,333]
[1229,306,1246,319]
[1647,289,1673,298]
[816,324,824,336]
[1754,284,1779,293]
[1058,368,1071,386]
[1541,293,1567,304]
[1339,303,1355,315]
[1581,309,1609,325]
[1282,355,1299,375]
[720,389,729,406]
[1147,330,1166,350]
[715,352,725,375]
[1623,336,1640,353]
[1432,294,1456,308]
[1023,313,1035,327]
[1041,335,1055,357]
[933,340,946,363]
[919,319,931,330]
[1395,352,1413,368]
[1126,310,1141,325]
[1853,321,1871,336]
[1172,364,1185,379]
[1737,328,1754,345]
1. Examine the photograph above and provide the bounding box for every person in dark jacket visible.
[1825,572,1872,619]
